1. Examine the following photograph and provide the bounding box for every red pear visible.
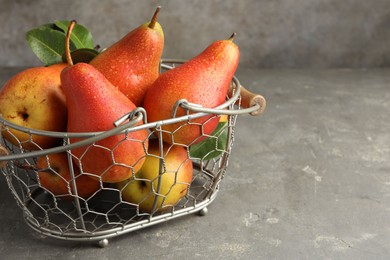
[61,21,148,183]
[90,7,164,106]
[36,153,101,199]
[143,34,240,145]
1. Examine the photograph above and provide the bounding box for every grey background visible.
[1,0,390,258]
[1,0,390,69]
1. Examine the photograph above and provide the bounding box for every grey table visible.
[0,67,389,259]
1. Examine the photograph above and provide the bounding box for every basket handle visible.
[174,83,266,117]
[0,110,146,162]
[229,84,266,116]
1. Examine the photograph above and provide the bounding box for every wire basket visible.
[0,59,265,247]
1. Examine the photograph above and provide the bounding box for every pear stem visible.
[65,20,77,66]
[229,32,236,42]
[148,6,161,29]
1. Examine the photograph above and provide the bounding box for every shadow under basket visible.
[0,59,266,247]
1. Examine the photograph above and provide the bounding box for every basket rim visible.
[0,59,253,161]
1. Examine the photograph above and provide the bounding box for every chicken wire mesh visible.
[0,60,264,245]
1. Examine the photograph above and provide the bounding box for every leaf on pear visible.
[25,27,77,66]
[61,48,99,64]
[190,121,229,160]
[54,20,94,49]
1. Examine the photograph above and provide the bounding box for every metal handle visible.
[176,81,266,117]
[0,110,145,162]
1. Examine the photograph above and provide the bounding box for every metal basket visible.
[0,59,265,247]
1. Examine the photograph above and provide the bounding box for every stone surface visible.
[0,67,389,259]
[1,0,390,68]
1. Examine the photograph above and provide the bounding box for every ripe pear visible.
[61,62,149,183]
[118,140,193,213]
[143,34,240,145]
[0,63,68,150]
[36,153,101,199]
[89,7,164,107]
[61,21,148,183]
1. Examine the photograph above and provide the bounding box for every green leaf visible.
[25,20,95,66]
[190,121,229,160]
[54,20,94,49]
[25,27,76,66]
[62,48,99,64]
[36,23,57,30]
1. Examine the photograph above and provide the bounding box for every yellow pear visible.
[0,63,67,150]
[118,140,193,213]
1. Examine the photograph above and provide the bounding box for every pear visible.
[36,153,101,199]
[143,34,240,145]
[118,140,193,213]
[0,63,68,150]
[61,21,148,183]
[89,6,164,107]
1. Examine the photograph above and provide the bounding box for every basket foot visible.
[197,207,208,216]
[98,238,109,248]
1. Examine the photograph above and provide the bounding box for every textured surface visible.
[1,67,390,259]
[1,0,390,68]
